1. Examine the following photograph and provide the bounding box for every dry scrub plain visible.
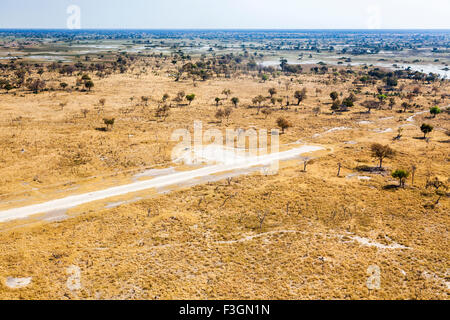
[0,56,448,299]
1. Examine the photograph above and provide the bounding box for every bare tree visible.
[294,88,307,105]
[261,108,272,119]
[222,89,231,99]
[141,96,149,106]
[312,106,321,116]
[268,88,277,98]
[411,165,417,185]
[81,108,89,118]
[370,143,395,169]
[155,105,170,120]
[426,177,448,207]
[223,107,232,123]
[276,117,291,134]
[257,210,269,230]
[215,108,225,123]
[27,78,46,93]
[303,158,314,172]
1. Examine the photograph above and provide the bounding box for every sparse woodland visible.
[0,31,448,299]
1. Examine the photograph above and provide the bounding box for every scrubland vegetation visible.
[0,30,448,299]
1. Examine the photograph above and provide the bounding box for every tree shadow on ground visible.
[382,184,400,190]
[355,165,386,173]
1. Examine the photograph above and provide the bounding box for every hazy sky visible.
[0,0,449,29]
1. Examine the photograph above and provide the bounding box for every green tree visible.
[341,96,354,110]
[385,77,398,87]
[420,123,433,138]
[377,94,387,104]
[103,118,115,131]
[231,97,239,108]
[430,106,442,118]
[84,80,94,91]
[392,169,409,188]
[330,91,339,101]
[186,94,196,105]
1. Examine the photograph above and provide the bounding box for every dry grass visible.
[0,62,448,299]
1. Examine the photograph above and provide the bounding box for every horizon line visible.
[0,28,449,31]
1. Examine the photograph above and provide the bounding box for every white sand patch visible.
[216,230,409,251]
[406,111,428,122]
[373,128,393,133]
[358,121,373,125]
[173,144,249,165]
[405,105,449,123]
[343,235,410,250]
[313,127,351,138]
[399,123,415,128]
[346,173,371,180]
[105,197,143,209]
[0,145,324,222]
[324,127,351,134]
[5,277,32,289]
[133,167,176,181]
[66,265,82,291]
[41,209,69,222]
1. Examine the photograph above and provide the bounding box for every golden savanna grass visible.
[0,60,448,299]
